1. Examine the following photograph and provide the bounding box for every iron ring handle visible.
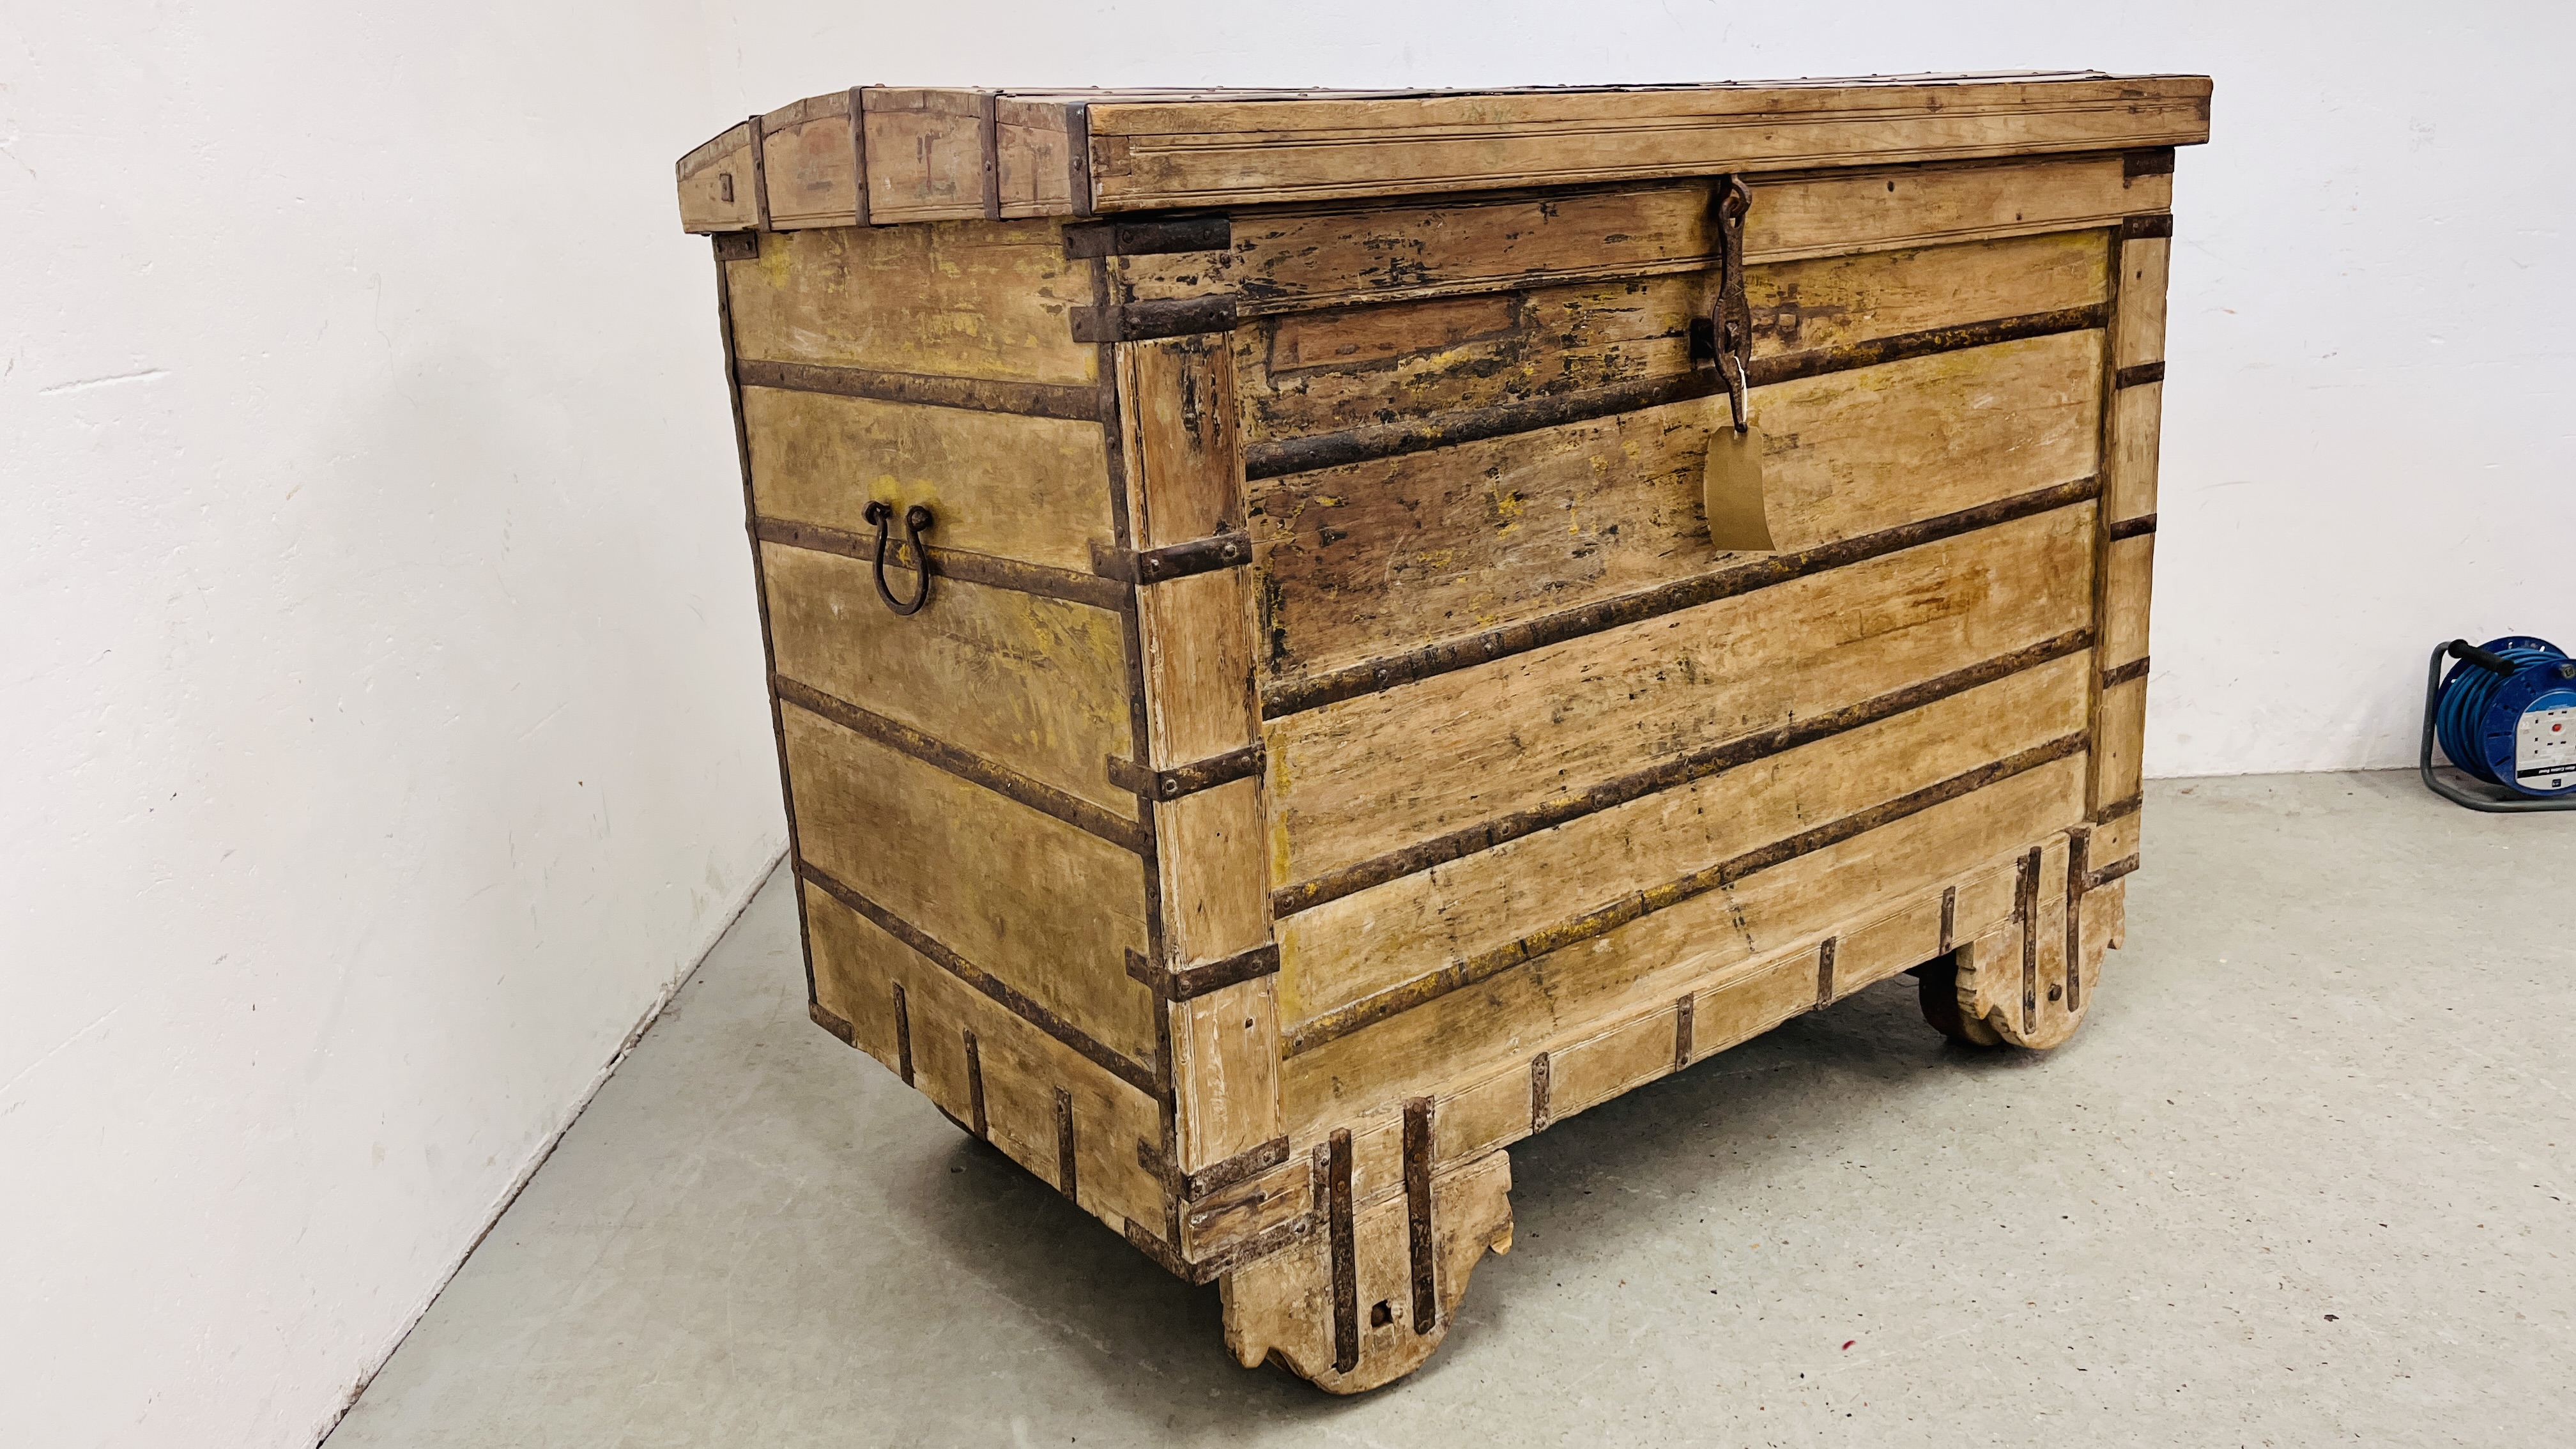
[861,501,934,616]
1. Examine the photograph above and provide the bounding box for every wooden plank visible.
[1249,330,2101,685]
[1180,1152,1310,1261]
[1172,972,1284,1178]
[762,90,861,229]
[781,702,1158,1064]
[724,221,1099,385]
[1122,336,1246,544]
[2093,676,2148,814]
[1116,155,2162,315]
[2105,381,2163,523]
[862,88,992,224]
[1087,75,2212,211]
[1139,570,1257,769]
[1266,503,2096,889]
[2101,532,2154,670]
[1549,1011,1677,1121]
[1154,779,1268,962]
[2115,236,2172,370]
[1234,231,2108,447]
[997,96,1087,218]
[742,387,1115,576]
[1276,655,2089,1031]
[1746,157,2167,264]
[762,544,1135,820]
[676,121,758,233]
[2092,808,2140,866]
[803,879,1164,1230]
[1283,754,2087,1137]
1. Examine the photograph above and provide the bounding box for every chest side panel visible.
[728,224,1169,1166]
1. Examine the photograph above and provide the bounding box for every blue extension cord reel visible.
[2420,637,2576,812]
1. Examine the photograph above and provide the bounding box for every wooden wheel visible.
[1917,869,2125,1051]
[1220,1149,1514,1394]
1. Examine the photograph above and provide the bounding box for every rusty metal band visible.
[775,680,1148,853]
[2096,793,2143,823]
[891,981,914,1085]
[2065,831,2089,1014]
[1055,1087,1079,1200]
[1262,477,2101,718]
[1403,1099,1438,1333]
[1174,1135,1291,1202]
[1091,530,1252,585]
[1528,1052,1554,1133]
[798,862,1160,1095]
[1107,743,1264,802]
[1328,1130,1360,1374]
[1071,296,1240,342]
[978,91,1002,222]
[1062,213,1230,259]
[1242,305,2110,482]
[2122,213,2175,240]
[963,1030,989,1138]
[2087,854,2142,891]
[735,357,1104,421]
[1284,732,2089,1056]
[1123,1211,1315,1287]
[2108,513,2158,541]
[1673,995,1696,1071]
[2114,361,2166,389]
[1816,936,1839,1007]
[755,516,1132,613]
[808,999,857,1045]
[1273,629,2092,918]
[2124,147,2178,179]
[2102,657,2150,689]
[1125,944,1281,1002]
[2019,847,2043,1033]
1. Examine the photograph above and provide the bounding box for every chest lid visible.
[677,72,2212,234]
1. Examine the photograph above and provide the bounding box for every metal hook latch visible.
[861,501,934,616]
[1709,174,1754,433]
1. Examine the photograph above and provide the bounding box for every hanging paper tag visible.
[1703,422,1775,553]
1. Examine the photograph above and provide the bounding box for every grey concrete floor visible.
[328,772,2576,1447]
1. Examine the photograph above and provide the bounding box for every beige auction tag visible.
[1703,422,1775,553]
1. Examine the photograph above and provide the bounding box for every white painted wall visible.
[1,4,784,1447]
[6,4,2568,1447]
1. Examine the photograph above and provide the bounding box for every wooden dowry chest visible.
[676,73,2209,1392]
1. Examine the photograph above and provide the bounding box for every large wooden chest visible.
[676,73,2208,1392]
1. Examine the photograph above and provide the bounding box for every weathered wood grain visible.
[1232,231,2107,448]
[2101,533,2154,670]
[1250,331,2101,684]
[742,387,1114,574]
[2106,381,2163,523]
[1275,655,2089,1031]
[676,121,758,233]
[762,90,861,229]
[762,543,1135,820]
[1266,503,2096,888]
[2115,235,2172,371]
[781,702,1158,1064]
[1115,155,2159,315]
[862,88,992,225]
[726,222,1098,384]
[1088,75,2211,212]
[1123,335,1246,544]
[1283,754,2087,1136]
[803,878,1164,1229]
[2093,675,2149,814]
